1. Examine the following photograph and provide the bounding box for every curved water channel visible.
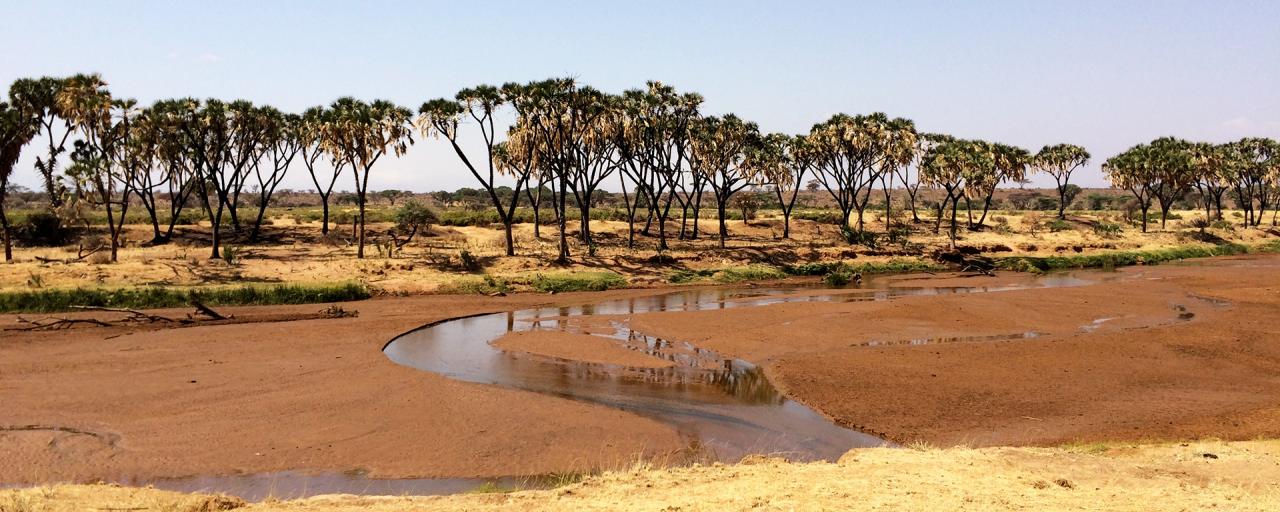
[383,272,1095,465]
[122,272,1104,500]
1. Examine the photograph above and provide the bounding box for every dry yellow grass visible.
[6,440,1279,511]
[3,210,1272,295]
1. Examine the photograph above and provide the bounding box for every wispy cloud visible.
[198,52,223,63]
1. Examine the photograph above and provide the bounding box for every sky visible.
[2,0,1278,193]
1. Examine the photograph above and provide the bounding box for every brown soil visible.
[492,330,674,369]
[4,254,1280,486]
[0,290,688,485]
[628,255,1280,446]
[10,440,1280,511]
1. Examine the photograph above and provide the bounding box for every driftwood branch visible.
[34,243,105,264]
[190,301,230,320]
[68,305,178,323]
[7,316,113,331]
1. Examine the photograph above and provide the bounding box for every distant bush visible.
[1046,219,1073,232]
[16,211,76,246]
[1091,222,1122,239]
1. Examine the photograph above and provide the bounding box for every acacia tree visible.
[326,98,413,258]
[690,114,760,247]
[0,101,41,261]
[1032,143,1090,219]
[9,76,72,206]
[249,109,300,240]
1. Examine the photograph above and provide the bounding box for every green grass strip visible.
[0,282,370,313]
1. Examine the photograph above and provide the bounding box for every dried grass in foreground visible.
[6,440,1280,511]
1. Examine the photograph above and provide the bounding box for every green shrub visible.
[459,250,482,272]
[16,211,76,246]
[1046,219,1073,232]
[822,270,852,286]
[1092,222,1122,239]
[840,225,880,248]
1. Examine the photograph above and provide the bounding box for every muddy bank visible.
[5,255,1280,488]
[0,290,690,485]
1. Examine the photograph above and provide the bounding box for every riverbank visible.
[7,439,1278,511]
[3,254,1280,494]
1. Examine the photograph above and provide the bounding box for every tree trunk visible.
[356,192,367,258]
[717,201,728,249]
[1,199,11,262]
[1057,181,1068,219]
[320,198,331,235]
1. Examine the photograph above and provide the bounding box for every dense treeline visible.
[1,74,1278,263]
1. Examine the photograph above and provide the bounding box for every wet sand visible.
[4,255,1280,485]
[492,330,675,369]
[629,256,1280,446]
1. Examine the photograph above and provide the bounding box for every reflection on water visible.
[384,272,1097,462]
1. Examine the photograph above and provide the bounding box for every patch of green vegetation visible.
[994,243,1260,272]
[440,274,513,295]
[466,481,519,494]
[714,265,787,283]
[822,270,853,286]
[668,265,787,284]
[0,282,370,313]
[529,271,627,293]
[668,268,718,283]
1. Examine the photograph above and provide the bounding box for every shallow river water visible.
[129,272,1103,499]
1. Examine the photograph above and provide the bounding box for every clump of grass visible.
[0,282,370,313]
[530,271,627,293]
[668,268,718,283]
[466,481,519,494]
[822,270,853,286]
[714,265,786,283]
[440,274,512,295]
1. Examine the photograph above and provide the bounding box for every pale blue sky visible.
[2,0,1278,192]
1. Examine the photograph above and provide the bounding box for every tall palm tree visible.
[324,98,413,258]
[9,76,71,207]
[1032,144,1091,219]
[0,101,42,261]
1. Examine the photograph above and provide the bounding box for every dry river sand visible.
[3,254,1280,486]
